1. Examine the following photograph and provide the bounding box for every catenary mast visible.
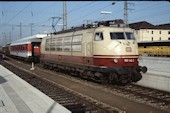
[63,1,67,30]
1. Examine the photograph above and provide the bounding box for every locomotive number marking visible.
[124,59,135,63]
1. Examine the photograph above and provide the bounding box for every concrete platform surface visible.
[0,65,71,113]
[138,56,170,92]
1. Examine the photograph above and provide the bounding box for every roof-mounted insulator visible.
[95,19,125,27]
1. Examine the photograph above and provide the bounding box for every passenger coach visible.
[10,34,47,62]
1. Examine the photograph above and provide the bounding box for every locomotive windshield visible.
[110,32,135,40]
[126,32,135,40]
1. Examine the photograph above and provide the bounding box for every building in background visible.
[129,21,170,42]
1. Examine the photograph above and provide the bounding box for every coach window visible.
[95,32,103,41]
[50,45,55,51]
[22,45,24,50]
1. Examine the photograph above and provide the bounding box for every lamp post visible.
[100,11,112,21]
[100,2,115,21]
[100,11,112,15]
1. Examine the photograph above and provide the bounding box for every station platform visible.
[137,56,170,92]
[0,64,71,113]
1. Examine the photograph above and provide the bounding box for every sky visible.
[0,1,170,46]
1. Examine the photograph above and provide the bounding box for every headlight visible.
[114,58,119,63]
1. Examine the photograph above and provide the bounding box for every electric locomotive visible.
[40,19,147,85]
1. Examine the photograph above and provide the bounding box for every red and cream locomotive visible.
[40,19,147,85]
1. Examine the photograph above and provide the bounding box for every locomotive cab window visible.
[95,32,103,41]
[110,32,135,40]
[110,32,124,40]
[126,32,135,40]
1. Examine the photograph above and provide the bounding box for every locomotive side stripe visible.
[93,55,139,57]
[93,57,138,67]
[41,54,138,67]
[93,55,139,59]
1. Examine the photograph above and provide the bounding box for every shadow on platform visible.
[47,102,57,113]
[0,76,7,84]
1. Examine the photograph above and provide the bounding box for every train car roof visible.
[138,40,170,46]
[10,34,47,46]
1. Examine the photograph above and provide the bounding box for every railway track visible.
[123,84,170,103]
[0,60,121,113]
[66,75,170,113]
[36,59,170,112]
[104,84,170,112]
[39,63,170,112]
[1,56,170,113]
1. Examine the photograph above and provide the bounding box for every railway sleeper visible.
[164,98,170,101]
[61,102,83,106]
[57,100,79,105]
[64,104,96,113]
[50,95,69,99]
[162,96,170,99]
[64,105,90,112]
[55,98,77,102]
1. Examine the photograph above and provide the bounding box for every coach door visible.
[31,42,40,62]
[33,42,40,56]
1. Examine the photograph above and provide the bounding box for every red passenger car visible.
[10,34,47,62]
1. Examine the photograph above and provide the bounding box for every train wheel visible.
[119,74,131,86]
[43,64,48,69]
[108,73,118,84]
[120,77,129,86]
[131,71,142,82]
[54,67,59,72]
[101,74,108,84]
[95,72,107,84]
[79,70,86,78]
[86,71,94,80]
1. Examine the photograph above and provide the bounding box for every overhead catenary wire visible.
[128,2,170,23]
[0,1,169,46]
[131,3,170,15]
[68,3,113,27]
[0,2,32,30]
[35,1,96,27]
[34,1,97,31]
[0,2,15,17]
[130,9,170,23]
[67,1,95,15]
